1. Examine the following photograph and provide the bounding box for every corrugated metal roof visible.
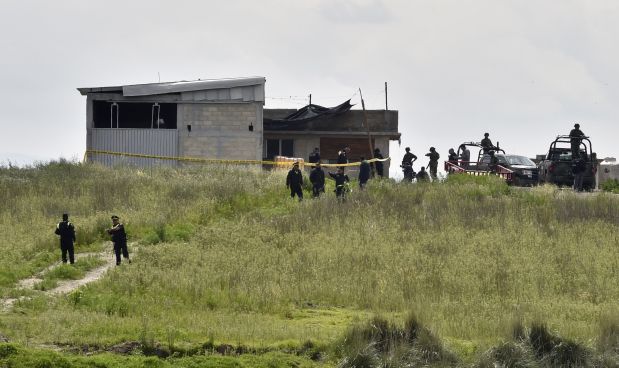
[77,77,266,96]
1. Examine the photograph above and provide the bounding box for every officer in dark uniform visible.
[55,213,76,264]
[402,147,417,167]
[107,215,130,266]
[337,147,350,170]
[425,147,440,180]
[373,148,384,177]
[481,133,494,153]
[358,157,371,189]
[328,168,350,199]
[286,162,304,201]
[308,147,321,164]
[309,161,325,198]
[572,157,587,192]
[569,123,585,159]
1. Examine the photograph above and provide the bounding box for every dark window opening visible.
[265,139,294,159]
[93,101,177,129]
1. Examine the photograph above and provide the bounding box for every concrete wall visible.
[178,102,263,160]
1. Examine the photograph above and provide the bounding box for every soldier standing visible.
[55,213,76,264]
[572,157,587,192]
[107,215,130,266]
[373,148,384,177]
[309,162,325,198]
[425,147,440,180]
[402,147,417,167]
[459,144,471,169]
[569,123,585,159]
[286,162,304,201]
[481,133,494,153]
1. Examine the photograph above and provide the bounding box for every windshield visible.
[506,155,535,166]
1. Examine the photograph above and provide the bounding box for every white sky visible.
[1,0,617,175]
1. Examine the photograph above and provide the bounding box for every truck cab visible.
[538,135,597,190]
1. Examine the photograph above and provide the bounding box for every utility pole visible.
[385,82,388,110]
[309,93,312,105]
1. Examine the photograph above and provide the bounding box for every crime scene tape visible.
[84,149,390,168]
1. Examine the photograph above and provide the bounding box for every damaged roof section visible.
[264,100,399,139]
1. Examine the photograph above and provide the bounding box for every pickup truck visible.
[537,135,597,190]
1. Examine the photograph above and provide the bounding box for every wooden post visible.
[359,88,376,176]
[385,82,388,110]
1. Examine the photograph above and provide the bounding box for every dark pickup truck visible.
[537,135,597,190]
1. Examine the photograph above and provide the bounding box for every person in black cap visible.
[309,161,325,198]
[286,162,304,201]
[569,123,585,159]
[481,133,494,153]
[328,167,350,200]
[373,148,384,177]
[107,215,130,265]
[55,213,76,264]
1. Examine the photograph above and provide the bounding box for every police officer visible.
[328,167,350,199]
[286,162,304,201]
[308,147,321,164]
[107,215,130,266]
[569,123,585,159]
[402,147,417,167]
[425,147,440,180]
[309,161,325,198]
[55,213,76,264]
[373,148,384,177]
[481,133,494,153]
[337,147,350,170]
[358,157,371,189]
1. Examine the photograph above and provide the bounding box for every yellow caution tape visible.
[84,149,390,168]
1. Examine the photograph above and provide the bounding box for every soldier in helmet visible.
[55,213,76,264]
[425,147,440,180]
[402,147,417,167]
[569,123,585,159]
[481,133,494,153]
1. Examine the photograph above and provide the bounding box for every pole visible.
[385,82,388,110]
[359,88,376,176]
[309,93,312,105]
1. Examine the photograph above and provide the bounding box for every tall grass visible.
[1,161,619,361]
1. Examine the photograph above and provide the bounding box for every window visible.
[93,101,177,129]
[265,139,294,159]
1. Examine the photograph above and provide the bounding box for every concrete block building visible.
[79,77,266,166]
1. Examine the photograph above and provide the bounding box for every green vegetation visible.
[601,178,619,194]
[1,161,619,366]
[34,256,105,291]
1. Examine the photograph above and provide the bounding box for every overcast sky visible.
[1,0,617,175]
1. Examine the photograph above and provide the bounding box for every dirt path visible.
[1,245,135,311]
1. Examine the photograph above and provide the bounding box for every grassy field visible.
[1,161,619,367]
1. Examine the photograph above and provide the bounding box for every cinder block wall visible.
[178,103,263,160]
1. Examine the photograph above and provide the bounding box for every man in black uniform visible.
[55,213,76,264]
[309,162,325,198]
[337,147,350,170]
[481,133,494,153]
[286,162,304,201]
[328,167,350,200]
[308,147,321,164]
[373,148,384,177]
[402,147,417,167]
[358,157,371,189]
[107,215,130,265]
[569,123,585,159]
[425,147,440,180]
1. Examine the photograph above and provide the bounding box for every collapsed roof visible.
[264,100,353,130]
